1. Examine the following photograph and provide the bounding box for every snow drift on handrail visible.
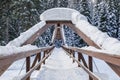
[71,12,120,55]
[40,8,87,21]
[7,21,46,47]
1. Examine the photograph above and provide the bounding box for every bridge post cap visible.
[71,12,87,24]
[40,8,87,23]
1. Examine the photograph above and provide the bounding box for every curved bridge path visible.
[37,48,89,80]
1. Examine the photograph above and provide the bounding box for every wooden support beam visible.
[60,25,65,45]
[78,53,81,62]
[89,56,93,72]
[64,23,120,77]
[89,56,93,80]
[1,23,53,75]
[107,63,120,77]
[46,21,72,25]
[22,23,54,45]
[37,52,41,70]
[72,50,75,63]
[0,46,54,75]
[43,51,46,64]
[26,57,30,80]
[63,46,120,77]
[21,47,54,80]
[31,54,39,68]
[78,53,88,68]
[63,48,100,80]
[51,26,58,43]
[65,23,100,49]
[0,63,12,76]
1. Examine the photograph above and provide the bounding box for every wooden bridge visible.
[0,8,120,80]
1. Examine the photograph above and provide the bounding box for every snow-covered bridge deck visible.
[0,8,120,80]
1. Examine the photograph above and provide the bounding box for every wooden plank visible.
[60,25,65,44]
[0,46,54,75]
[37,52,41,70]
[64,46,120,67]
[65,23,120,76]
[79,53,88,68]
[43,51,46,64]
[56,27,62,40]
[23,23,54,45]
[0,63,12,75]
[31,54,39,68]
[26,57,30,80]
[51,26,58,43]
[63,46,120,76]
[78,53,81,62]
[65,23,100,49]
[107,63,120,77]
[72,50,75,63]
[21,48,54,80]
[1,23,53,75]
[46,21,72,25]
[63,48,100,80]
[89,56,93,80]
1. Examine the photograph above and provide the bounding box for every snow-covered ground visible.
[36,48,89,80]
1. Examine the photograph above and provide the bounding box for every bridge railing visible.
[62,45,120,80]
[0,45,54,80]
[62,46,100,80]
[21,46,54,80]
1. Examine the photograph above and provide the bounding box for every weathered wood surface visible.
[63,22,120,77]
[63,48,100,80]
[21,47,54,80]
[0,46,54,75]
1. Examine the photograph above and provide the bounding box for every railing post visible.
[26,56,30,80]
[37,52,41,70]
[43,51,47,64]
[72,50,75,63]
[78,52,81,67]
[88,56,93,80]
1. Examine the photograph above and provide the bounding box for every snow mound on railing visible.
[7,21,46,47]
[0,44,38,57]
[72,12,120,55]
[81,46,117,55]
[40,8,87,21]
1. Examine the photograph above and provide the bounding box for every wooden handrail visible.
[0,46,54,75]
[64,23,120,77]
[21,47,54,80]
[62,47,101,80]
[62,46,120,67]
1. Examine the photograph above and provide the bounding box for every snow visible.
[36,48,109,80]
[36,48,89,80]
[0,48,112,80]
[83,54,120,80]
[0,44,38,57]
[1,8,120,80]
[0,57,40,80]
[72,13,120,55]
[61,25,66,45]
[71,12,87,24]
[7,21,46,47]
[93,58,120,80]
[43,48,78,69]
[80,46,117,55]
[40,8,80,21]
